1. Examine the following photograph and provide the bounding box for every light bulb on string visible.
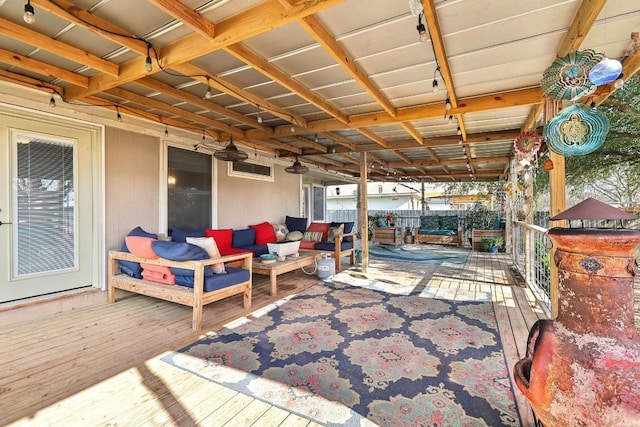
[445,97,451,111]
[164,126,169,137]
[49,95,56,108]
[204,77,212,99]
[432,79,439,93]
[23,0,35,24]
[116,106,122,122]
[144,43,153,72]
[457,126,461,135]
[448,115,453,124]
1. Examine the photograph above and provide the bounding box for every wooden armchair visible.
[373,226,403,246]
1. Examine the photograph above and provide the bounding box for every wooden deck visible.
[0,247,545,426]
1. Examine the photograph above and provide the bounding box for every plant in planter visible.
[481,236,504,253]
[464,202,499,233]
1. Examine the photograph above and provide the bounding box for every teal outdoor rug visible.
[162,282,521,426]
[369,244,470,264]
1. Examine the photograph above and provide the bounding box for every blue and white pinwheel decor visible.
[541,49,603,100]
[588,57,623,85]
[543,103,610,156]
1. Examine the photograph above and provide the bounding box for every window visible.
[228,159,273,181]
[312,185,326,221]
[167,147,212,233]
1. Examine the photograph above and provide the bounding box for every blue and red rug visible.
[162,282,521,426]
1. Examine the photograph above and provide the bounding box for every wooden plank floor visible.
[0,246,545,427]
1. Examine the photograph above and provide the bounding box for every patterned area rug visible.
[162,282,521,426]
[369,244,470,264]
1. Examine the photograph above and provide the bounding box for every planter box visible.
[471,229,504,251]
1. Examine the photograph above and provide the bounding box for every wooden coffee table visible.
[252,251,319,296]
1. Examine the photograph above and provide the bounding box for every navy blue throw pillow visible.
[151,241,209,261]
[285,215,308,234]
[232,228,256,248]
[171,227,205,243]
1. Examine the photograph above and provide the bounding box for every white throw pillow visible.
[186,236,226,274]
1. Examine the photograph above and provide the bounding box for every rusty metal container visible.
[513,199,640,426]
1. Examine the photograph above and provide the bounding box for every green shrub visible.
[481,236,504,251]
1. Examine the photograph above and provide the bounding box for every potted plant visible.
[464,202,502,249]
[481,236,504,253]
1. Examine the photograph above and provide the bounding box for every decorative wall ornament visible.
[541,49,603,100]
[513,130,542,158]
[543,103,610,156]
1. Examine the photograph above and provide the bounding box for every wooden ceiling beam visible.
[299,15,396,117]
[0,48,88,88]
[401,123,423,145]
[320,132,356,150]
[225,43,349,125]
[64,0,346,100]
[147,0,216,39]
[250,138,302,154]
[171,63,307,127]
[135,77,269,132]
[0,18,119,77]
[294,136,328,153]
[104,87,243,137]
[32,0,147,55]
[0,69,61,94]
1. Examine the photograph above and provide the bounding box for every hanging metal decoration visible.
[541,49,603,100]
[543,103,610,156]
[513,130,542,158]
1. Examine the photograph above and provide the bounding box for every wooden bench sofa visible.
[108,250,252,330]
[414,214,462,247]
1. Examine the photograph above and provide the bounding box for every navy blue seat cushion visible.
[171,227,205,243]
[239,244,269,257]
[330,221,354,242]
[171,266,214,277]
[175,267,250,292]
[285,215,308,234]
[120,226,158,278]
[151,241,209,261]
[314,241,354,251]
[232,228,256,248]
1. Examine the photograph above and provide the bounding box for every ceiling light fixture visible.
[214,136,248,162]
[285,156,309,174]
[145,43,153,72]
[23,0,35,24]
[416,13,427,42]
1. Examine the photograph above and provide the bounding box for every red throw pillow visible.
[204,228,233,251]
[306,222,331,242]
[249,221,277,245]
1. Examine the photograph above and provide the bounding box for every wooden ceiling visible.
[0,0,638,182]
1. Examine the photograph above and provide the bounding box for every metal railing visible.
[512,221,553,317]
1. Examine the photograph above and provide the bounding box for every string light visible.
[164,126,169,137]
[458,138,463,145]
[314,134,319,143]
[448,115,453,124]
[204,77,212,99]
[116,106,122,122]
[432,66,440,93]
[457,126,462,135]
[145,42,153,72]
[49,95,55,108]
[23,0,35,24]
[290,125,295,133]
[445,97,452,111]
[256,107,263,124]
[416,13,427,42]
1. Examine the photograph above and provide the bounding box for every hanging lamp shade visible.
[285,156,309,174]
[588,57,623,85]
[541,49,602,100]
[213,136,248,162]
[543,103,610,157]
